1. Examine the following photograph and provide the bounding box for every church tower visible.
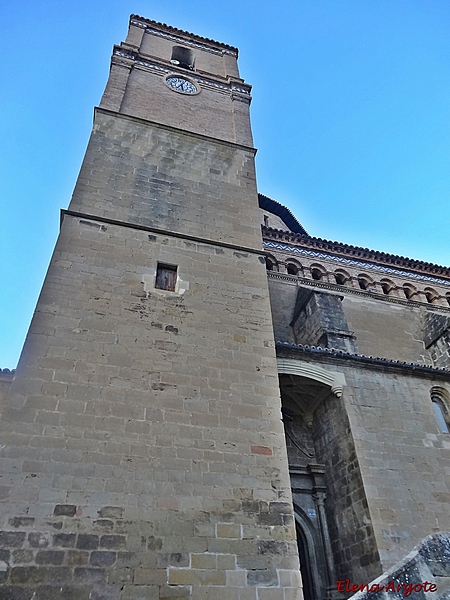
[0,15,302,600]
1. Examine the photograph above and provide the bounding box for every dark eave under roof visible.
[276,341,450,378]
[258,194,308,236]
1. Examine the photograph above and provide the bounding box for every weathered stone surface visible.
[76,535,99,550]
[52,533,76,548]
[53,505,77,517]
[4,9,450,600]
[0,532,26,548]
[292,288,358,353]
[8,517,35,529]
[0,14,300,600]
[348,533,450,600]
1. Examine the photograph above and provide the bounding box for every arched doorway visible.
[297,526,314,600]
[277,359,344,600]
[294,504,330,600]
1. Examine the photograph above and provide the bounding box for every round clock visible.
[165,75,199,95]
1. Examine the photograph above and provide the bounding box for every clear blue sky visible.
[1,0,450,368]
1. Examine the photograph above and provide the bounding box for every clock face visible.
[165,76,198,95]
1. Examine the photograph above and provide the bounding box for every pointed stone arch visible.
[293,507,324,600]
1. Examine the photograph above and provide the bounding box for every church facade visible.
[1,14,450,600]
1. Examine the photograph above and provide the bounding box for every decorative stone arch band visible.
[276,358,346,397]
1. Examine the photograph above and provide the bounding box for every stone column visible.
[313,491,339,599]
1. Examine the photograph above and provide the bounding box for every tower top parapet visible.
[129,14,238,56]
[101,14,252,146]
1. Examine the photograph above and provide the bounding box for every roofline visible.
[258,194,308,236]
[263,227,450,280]
[130,15,238,55]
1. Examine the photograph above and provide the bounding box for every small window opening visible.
[432,400,449,433]
[381,282,391,295]
[171,46,195,70]
[431,389,450,434]
[266,258,274,271]
[425,289,437,304]
[287,264,298,276]
[403,285,414,300]
[311,268,322,281]
[335,273,347,286]
[155,263,177,292]
[446,294,450,307]
[358,278,369,290]
[264,215,269,226]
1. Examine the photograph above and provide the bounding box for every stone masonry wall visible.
[291,289,358,353]
[265,238,450,366]
[311,356,450,572]
[343,296,431,365]
[0,371,14,416]
[341,364,450,571]
[312,389,381,584]
[266,278,298,345]
[267,273,438,365]
[277,347,450,588]
[423,313,450,369]
[70,109,260,251]
[0,115,302,598]
[119,68,245,145]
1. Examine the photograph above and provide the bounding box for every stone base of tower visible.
[0,506,302,599]
[0,210,303,599]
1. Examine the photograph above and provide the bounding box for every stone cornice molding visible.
[276,341,450,379]
[61,209,265,256]
[267,271,450,313]
[277,358,346,398]
[112,49,251,97]
[263,228,450,281]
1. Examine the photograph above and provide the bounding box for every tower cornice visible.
[111,47,252,97]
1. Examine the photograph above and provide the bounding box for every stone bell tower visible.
[0,15,302,600]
